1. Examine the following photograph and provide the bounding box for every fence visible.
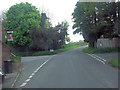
[97,38,120,48]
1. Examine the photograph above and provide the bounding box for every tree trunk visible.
[89,41,94,48]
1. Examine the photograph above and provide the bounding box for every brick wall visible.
[1,41,11,71]
[0,21,11,71]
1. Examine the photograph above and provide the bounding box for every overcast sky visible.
[0,0,84,42]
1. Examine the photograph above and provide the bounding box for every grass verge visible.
[108,56,120,69]
[13,42,88,56]
[83,47,118,54]
[11,56,21,62]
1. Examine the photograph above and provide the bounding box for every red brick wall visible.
[0,41,11,71]
[2,42,11,72]
[0,21,11,71]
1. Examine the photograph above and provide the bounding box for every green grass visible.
[13,42,88,57]
[11,56,21,62]
[31,42,88,56]
[108,56,120,68]
[83,47,118,54]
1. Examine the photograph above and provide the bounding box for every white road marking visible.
[29,76,33,79]
[20,55,55,88]
[34,70,38,73]
[25,79,30,82]
[20,83,27,87]
[87,54,106,64]
[31,73,35,76]
[91,54,106,61]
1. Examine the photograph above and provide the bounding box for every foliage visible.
[11,56,21,62]
[114,2,120,35]
[65,37,71,42]
[40,13,51,29]
[108,56,120,68]
[62,42,87,48]
[30,20,69,51]
[32,42,87,56]
[4,2,69,51]
[72,2,119,48]
[12,42,88,56]
[4,2,41,47]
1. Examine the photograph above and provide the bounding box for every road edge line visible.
[87,54,105,64]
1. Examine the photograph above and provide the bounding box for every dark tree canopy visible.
[30,21,69,51]
[72,2,119,48]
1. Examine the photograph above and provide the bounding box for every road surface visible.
[16,46,118,88]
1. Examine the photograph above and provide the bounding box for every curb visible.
[10,64,23,88]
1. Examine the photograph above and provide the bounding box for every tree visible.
[30,20,69,51]
[48,21,69,50]
[65,37,71,42]
[114,2,120,36]
[72,2,99,47]
[72,2,119,48]
[0,10,7,21]
[4,2,41,47]
[30,12,52,51]
[40,13,51,29]
[4,2,69,51]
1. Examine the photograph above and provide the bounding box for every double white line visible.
[87,54,106,64]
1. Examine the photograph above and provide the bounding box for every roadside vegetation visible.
[12,42,88,57]
[72,2,120,48]
[3,2,70,53]
[2,2,119,58]
[2,2,79,58]
[83,47,119,54]
[11,56,21,62]
[108,56,120,69]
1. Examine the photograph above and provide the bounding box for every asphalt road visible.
[16,46,118,88]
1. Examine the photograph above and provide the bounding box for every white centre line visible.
[26,79,30,82]
[20,55,55,88]
[20,83,27,87]
[29,76,33,79]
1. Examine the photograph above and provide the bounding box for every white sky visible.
[0,0,84,42]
